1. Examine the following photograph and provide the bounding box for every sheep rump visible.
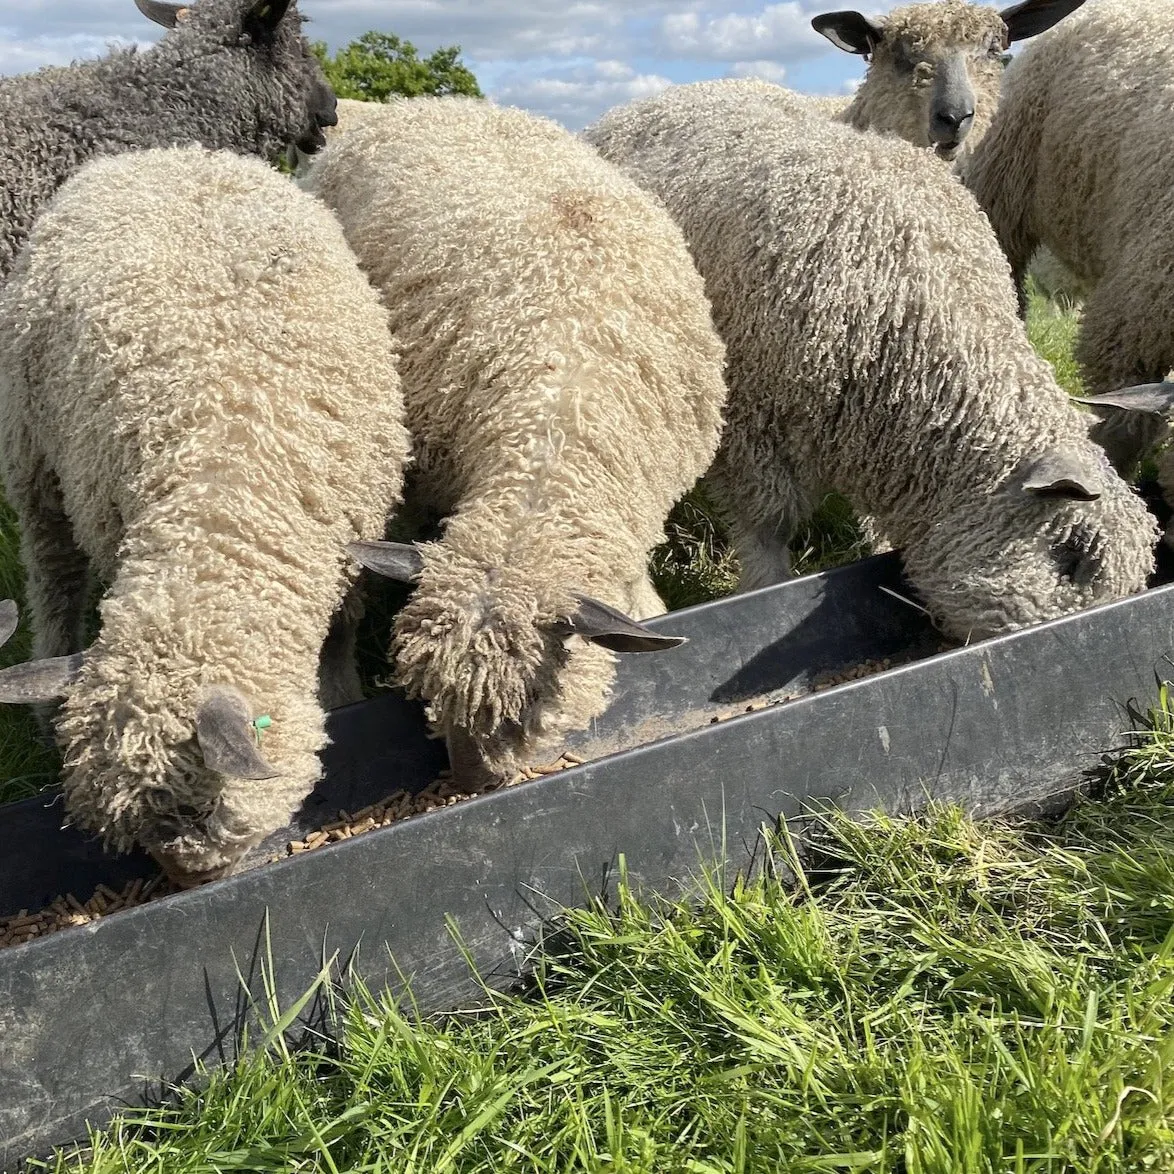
[0,145,409,881]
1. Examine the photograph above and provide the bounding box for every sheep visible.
[965,0,1174,400]
[298,95,728,785]
[584,79,1157,641]
[811,0,1086,164]
[288,96,397,173]
[0,145,410,885]
[0,0,337,281]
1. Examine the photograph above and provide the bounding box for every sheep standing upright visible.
[300,96,728,785]
[0,146,410,884]
[965,0,1174,399]
[0,0,336,281]
[810,0,1085,164]
[585,80,1156,641]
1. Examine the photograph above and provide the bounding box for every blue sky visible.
[0,0,868,129]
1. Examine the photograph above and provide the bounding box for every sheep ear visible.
[195,687,280,781]
[1020,449,1103,501]
[347,540,425,583]
[811,10,884,55]
[241,0,294,36]
[557,594,687,653]
[999,0,1087,43]
[133,0,190,28]
[0,653,84,704]
[1076,382,1174,416]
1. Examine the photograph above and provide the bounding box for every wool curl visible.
[301,95,728,778]
[0,0,334,281]
[964,0,1174,397]
[585,79,1156,642]
[0,146,410,879]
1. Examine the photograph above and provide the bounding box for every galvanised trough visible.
[0,550,1170,1163]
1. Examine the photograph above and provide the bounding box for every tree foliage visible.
[312,33,482,102]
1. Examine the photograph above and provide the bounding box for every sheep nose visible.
[929,108,975,145]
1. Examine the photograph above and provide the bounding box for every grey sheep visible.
[0,0,336,281]
[0,146,409,885]
[585,79,1156,641]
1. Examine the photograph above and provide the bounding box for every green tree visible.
[312,33,482,102]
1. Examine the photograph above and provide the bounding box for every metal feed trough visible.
[1,550,1172,1163]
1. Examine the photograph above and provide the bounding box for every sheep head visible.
[899,443,1156,641]
[813,0,1087,161]
[133,0,338,159]
[350,540,685,785]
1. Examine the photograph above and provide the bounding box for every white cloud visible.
[661,2,824,60]
[728,59,788,84]
[492,59,672,130]
[0,0,860,128]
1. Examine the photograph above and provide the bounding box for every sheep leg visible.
[1077,275,1173,397]
[317,583,365,710]
[15,465,90,662]
[7,460,91,736]
[706,448,804,592]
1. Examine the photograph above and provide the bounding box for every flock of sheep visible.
[0,0,1167,886]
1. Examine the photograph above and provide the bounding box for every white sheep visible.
[584,79,1156,641]
[0,0,337,281]
[811,0,1085,164]
[966,0,1174,396]
[809,0,1088,306]
[0,145,410,885]
[299,95,728,785]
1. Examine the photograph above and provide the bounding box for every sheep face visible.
[354,541,684,784]
[813,0,1087,160]
[134,0,338,159]
[900,448,1157,641]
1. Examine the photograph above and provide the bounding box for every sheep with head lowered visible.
[0,0,336,281]
[584,79,1157,641]
[965,0,1174,400]
[299,95,728,787]
[0,145,410,885]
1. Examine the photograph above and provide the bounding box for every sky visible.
[0,0,868,130]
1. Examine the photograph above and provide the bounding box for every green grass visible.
[37,689,1174,1171]
[1025,276,1085,399]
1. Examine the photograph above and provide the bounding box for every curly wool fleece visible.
[0,0,332,280]
[0,146,409,878]
[585,79,1156,641]
[965,0,1174,397]
[302,95,728,777]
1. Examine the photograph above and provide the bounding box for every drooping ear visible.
[133,0,190,28]
[554,594,687,653]
[195,687,280,780]
[1076,382,1174,416]
[1020,448,1103,501]
[1078,382,1174,473]
[0,653,84,704]
[0,600,18,650]
[999,0,1087,43]
[347,540,425,583]
[241,0,294,37]
[811,10,884,55]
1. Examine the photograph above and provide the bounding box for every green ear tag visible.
[252,714,272,746]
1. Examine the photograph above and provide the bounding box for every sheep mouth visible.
[933,141,961,160]
[148,847,237,889]
[295,125,328,154]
